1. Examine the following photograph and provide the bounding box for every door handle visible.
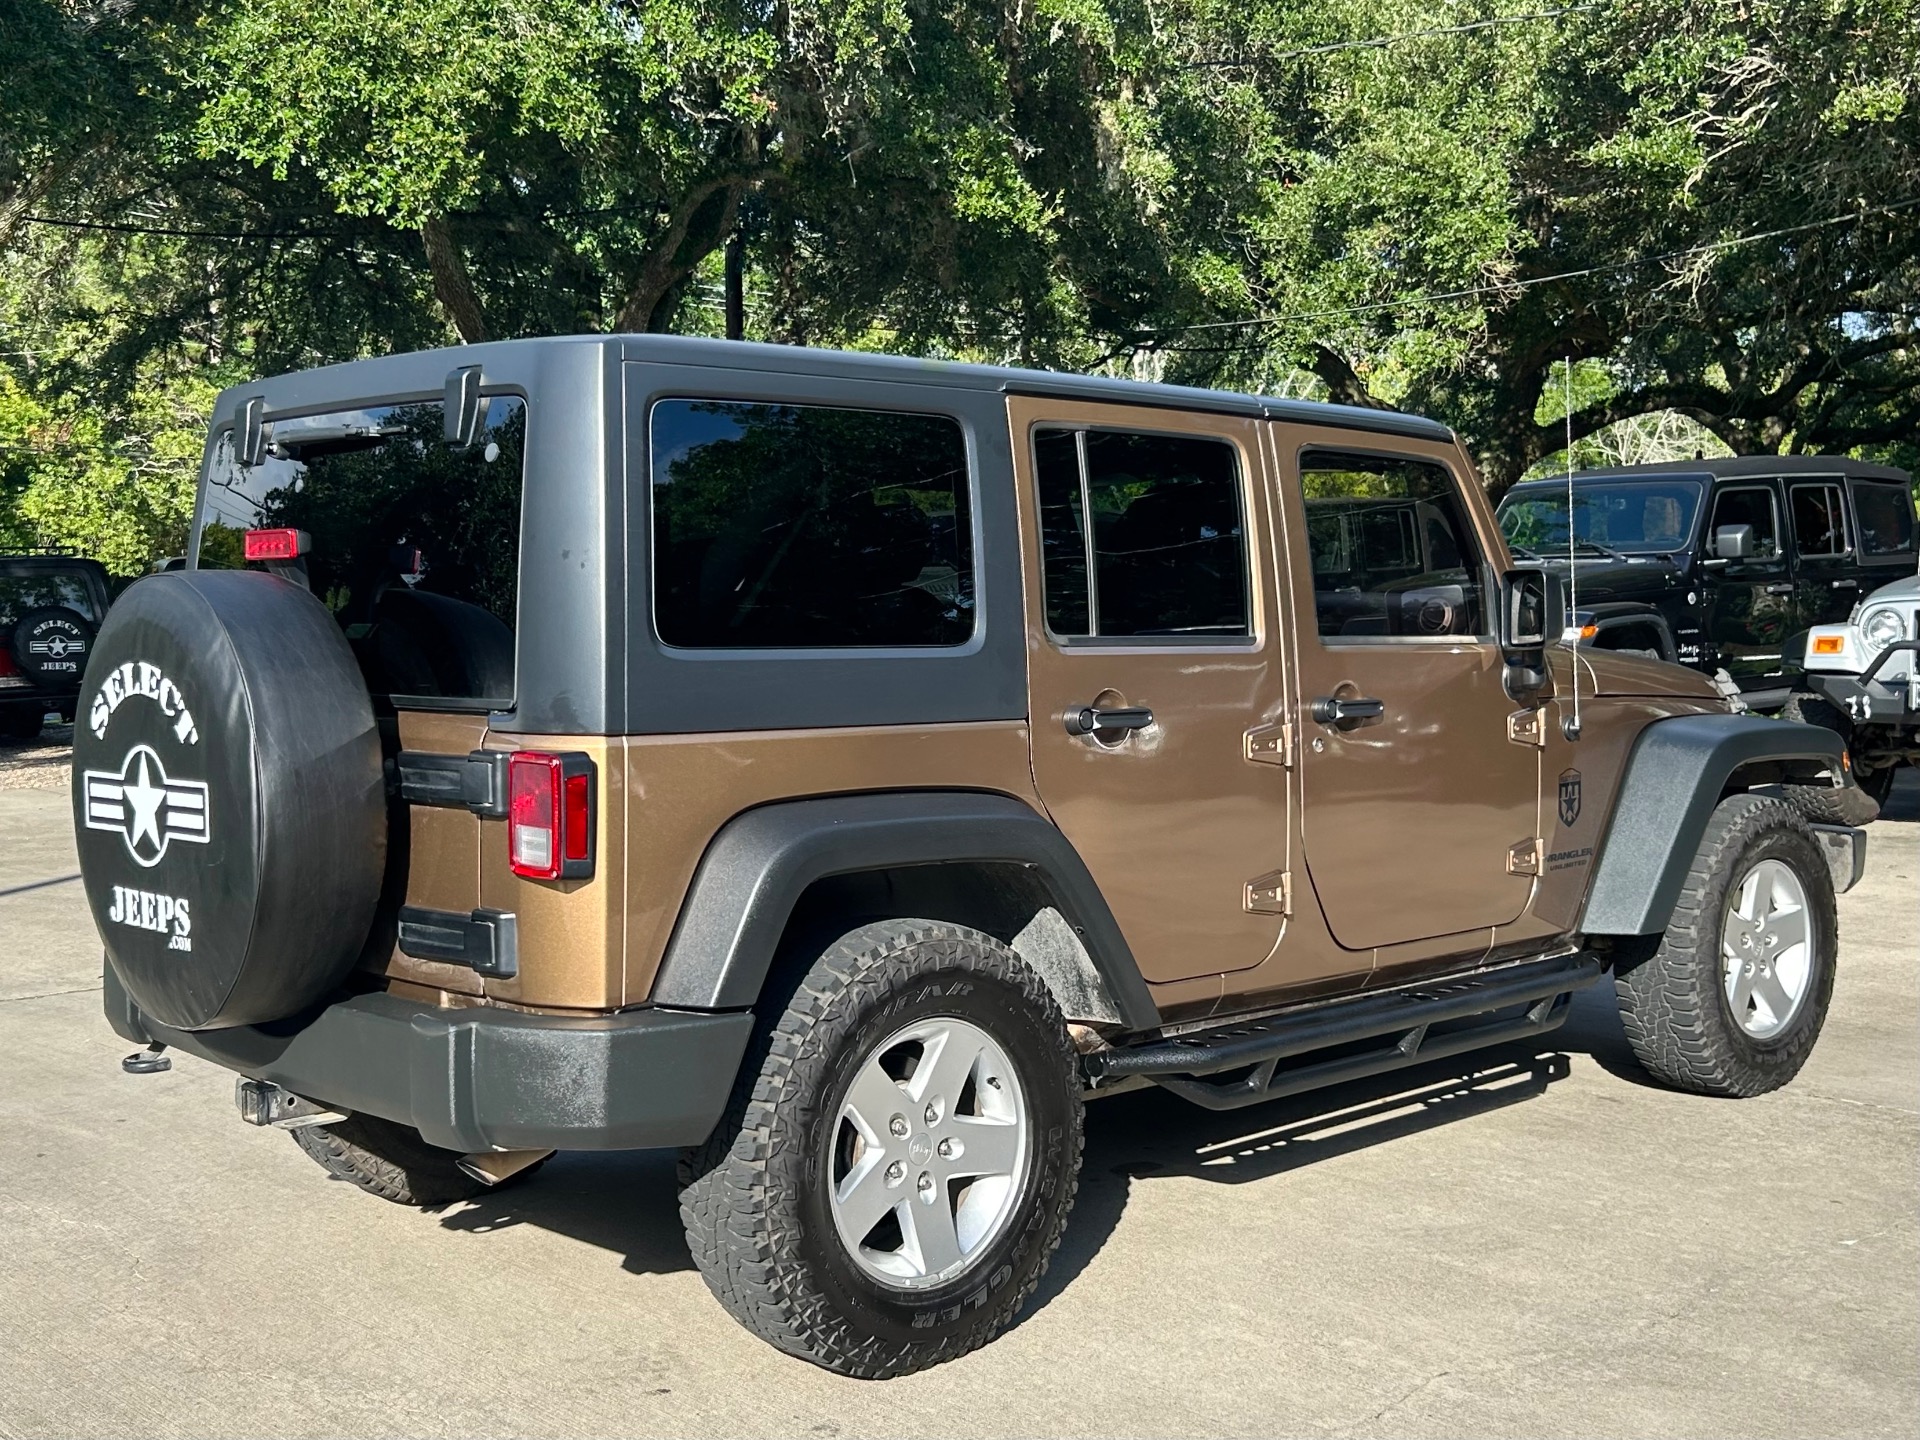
[1310,695,1386,727]
[1831,579,1859,589]
[1063,704,1154,737]
[1763,582,1795,595]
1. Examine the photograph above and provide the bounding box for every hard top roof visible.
[1509,454,1912,488]
[224,333,1455,445]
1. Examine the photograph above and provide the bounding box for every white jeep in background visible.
[1791,569,1920,804]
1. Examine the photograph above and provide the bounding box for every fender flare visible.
[1581,712,1849,936]
[1576,602,1678,661]
[646,790,1160,1030]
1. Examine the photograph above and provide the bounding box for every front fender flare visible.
[1581,713,1849,936]
[645,790,1160,1030]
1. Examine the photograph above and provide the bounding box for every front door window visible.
[1286,445,1536,954]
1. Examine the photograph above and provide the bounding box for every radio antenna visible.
[1563,356,1583,741]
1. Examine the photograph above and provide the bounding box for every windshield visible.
[194,396,526,705]
[1498,479,1705,555]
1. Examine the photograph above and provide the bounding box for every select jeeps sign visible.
[75,659,212,963]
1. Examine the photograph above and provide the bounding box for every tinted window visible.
[1709,487,1780,559]
[1300,452,1485,639]
[0,572,101,625]
[1851,479,1917,556]
[1033,427,1249,639]
[1789,483,1848,557]
[196,397,526,704]
[650,401,973,649]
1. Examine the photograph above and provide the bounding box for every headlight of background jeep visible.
[1861,607,1908,652]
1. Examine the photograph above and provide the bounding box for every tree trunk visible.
[614,178,746,334]
[419,217,487,344]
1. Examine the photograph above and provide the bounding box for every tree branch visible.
[613,175,749,334]
[419,216,487,343]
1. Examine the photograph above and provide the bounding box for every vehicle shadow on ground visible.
[432,1012,1609,1299]
[430,771,1918,1311]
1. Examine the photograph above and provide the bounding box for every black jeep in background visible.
[0,553,112,741]
[1496,456,1918,709]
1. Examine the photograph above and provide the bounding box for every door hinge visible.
[1245,721,1294,768]
[1507,839,1542,877]
[1506,709,1547,748]
[1245,869,1292,915]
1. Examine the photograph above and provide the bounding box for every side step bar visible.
[1087,952,1604,1111]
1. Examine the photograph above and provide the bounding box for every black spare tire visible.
[11,604,96,688]
[71,571,386,1031]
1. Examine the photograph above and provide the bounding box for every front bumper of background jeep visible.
[103,965,752,1153]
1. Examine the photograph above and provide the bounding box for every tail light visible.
[507,751,596,881]
[0,649,18,678]
[244,528,310,561]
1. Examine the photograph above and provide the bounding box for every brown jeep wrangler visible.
[77,337,1872,1378]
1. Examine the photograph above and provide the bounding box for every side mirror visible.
[1499,567,1563,703]
[1500,567,1565,649]
[1712,524,1754,560]
[444,365,488,449]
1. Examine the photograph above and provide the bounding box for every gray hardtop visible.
[207,333,1452,443]
[1508,455,1913,490]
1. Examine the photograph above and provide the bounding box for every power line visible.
[1133,197,1920,340]
[1192,5,1599,66]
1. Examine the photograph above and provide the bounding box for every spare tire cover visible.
[71,571,386,1031]
[11,605,96,688]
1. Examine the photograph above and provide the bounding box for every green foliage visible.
[0,0,1913,576]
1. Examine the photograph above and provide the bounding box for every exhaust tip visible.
[457,1148,555,1186]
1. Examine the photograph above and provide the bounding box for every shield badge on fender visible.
[1558,768,1583,828]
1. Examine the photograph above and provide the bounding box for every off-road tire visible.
[1777,691,1884,821]
[290,1114,543,1206]
[677,920,1083,1379]
[1770,780,1880,828]
[1855,760,1899,807]
[1613,793,1836,1097]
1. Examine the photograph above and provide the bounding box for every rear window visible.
[194,396,526,705]
[1850,478,1917,557]
[0,572,101,626]
[649,399,974,649]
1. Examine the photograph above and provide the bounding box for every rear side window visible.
[1789,482,1849,557]
[1031,427,1250,640]
[1851,478,1917,556]
[649,400,974,649]
[1298,451,1485,639]
[196,396,526,705]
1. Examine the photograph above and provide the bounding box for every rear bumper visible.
[105,966,752,1153]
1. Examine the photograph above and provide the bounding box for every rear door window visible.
[1850,478,1917,557]
[649,399,974,649]
[1031,427,1250,640]
[1788,482,1849,557]
[195,396,526,705]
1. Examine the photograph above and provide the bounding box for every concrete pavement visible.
[1,775,1914,1438]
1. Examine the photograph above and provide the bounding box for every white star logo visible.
[82,745,210,867]
[122,753,167,853]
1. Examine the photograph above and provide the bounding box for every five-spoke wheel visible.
[830,1017,1028,1288]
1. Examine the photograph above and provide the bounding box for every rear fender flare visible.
[1581,713,1849,936]
[645,791,1160,1031]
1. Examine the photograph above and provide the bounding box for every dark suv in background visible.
[1496,457,1917,709]
[1,553,112,740]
